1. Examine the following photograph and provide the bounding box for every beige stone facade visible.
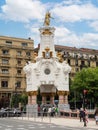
[0,36,34,107]
[54,45,98,79]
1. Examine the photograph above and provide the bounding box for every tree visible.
[11,93,28,108]
[71,67,98,108]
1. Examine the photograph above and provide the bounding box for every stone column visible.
[58,91,65,104]
[28,95,31,104]
[31,95,37,104]
[64,95,68,104]
[59,95,65,104]
[42,95,46,104]
[28,91,38,105]
[50,95,54,104]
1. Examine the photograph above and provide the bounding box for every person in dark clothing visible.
[94,108,98,125]
[79,108,84,122]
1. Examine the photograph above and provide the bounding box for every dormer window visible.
[6,41,12,45]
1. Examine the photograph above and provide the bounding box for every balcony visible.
[0,73,10,77]
[0,63,10,67]
[25,56,31,60]
[16,64,23,68]
[0,54,10,58]
[16,55,23,59]
[0,88,13,92]
[16,74,24,78]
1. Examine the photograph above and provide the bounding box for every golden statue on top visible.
[44,11,53,26]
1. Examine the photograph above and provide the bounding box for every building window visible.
[17,60,21,65]
[75,68,79,72]
[2,59,9,64]
[6,41,12,45]
[88,60,90,67]
[17,51,21,56]
[21,43,28,47]
[68,59,71,65]
[2,69,9,74]
[96,62,98,67]
[16,81,21,88]
[17,70,21,74]
[75,59,78,66]
[26,52,30,56]
[1,81,8,88]
[81,60,85,66]
[2,50,9,55]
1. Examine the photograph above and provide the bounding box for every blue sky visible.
[0,0,98,50]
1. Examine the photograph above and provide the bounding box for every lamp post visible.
[14,82,18,108]
[83,89,87,127]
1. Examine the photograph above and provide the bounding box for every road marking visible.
[28,127,35,129]
[5,129,12,130]
[17,128,25,130]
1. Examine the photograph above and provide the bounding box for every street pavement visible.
[14,116,98,129]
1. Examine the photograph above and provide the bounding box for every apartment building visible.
[0,36,34,107]
[55,45,98,78]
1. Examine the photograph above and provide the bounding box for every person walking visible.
[94,108,98,125]
[79,108,84,122]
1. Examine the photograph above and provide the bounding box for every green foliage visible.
[71,67,98,105]
[11,93,28,108]
[72,67,98,91]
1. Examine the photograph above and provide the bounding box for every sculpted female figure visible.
[44,11,52,26]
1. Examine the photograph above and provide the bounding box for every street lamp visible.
[83,89,88,127]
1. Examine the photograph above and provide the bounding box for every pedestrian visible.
[79,108,84,122]
[48,107,52,116]
[94,108,98,125]
[55,106,58,116]
[83,109,88,127]
[85,109,89,123]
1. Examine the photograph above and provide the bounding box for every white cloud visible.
[0,0,98,50]
[0,0,47,22]
[51,3,98,23]
[54,26,98,49]
[54,26,80,47]
[89,21,98,31]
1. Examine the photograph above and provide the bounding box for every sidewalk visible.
[16,116,98,129]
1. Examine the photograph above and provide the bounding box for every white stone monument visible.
[23,12,71,113]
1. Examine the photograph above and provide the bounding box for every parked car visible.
[0,108,14,117]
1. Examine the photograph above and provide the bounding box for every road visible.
[0,118,97,130]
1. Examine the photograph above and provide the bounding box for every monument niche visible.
[23,12,71,114]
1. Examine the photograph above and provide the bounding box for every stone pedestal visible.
[27,91,38,116]
[58,91,70,111]
[58,104,70,111]
[26,104,38,117]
